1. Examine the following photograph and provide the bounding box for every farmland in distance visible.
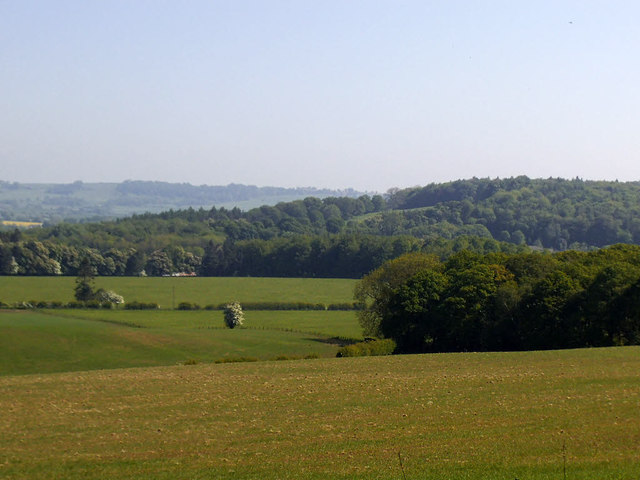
[0,276,357,307]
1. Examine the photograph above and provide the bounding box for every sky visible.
[1,1,640,192]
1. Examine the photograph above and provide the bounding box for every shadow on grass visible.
[306,336,359,346]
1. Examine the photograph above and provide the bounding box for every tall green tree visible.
[74,257,96,301]
[380,269,448,352]
[354,252,441,337]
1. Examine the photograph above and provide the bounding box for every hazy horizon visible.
[3,175,640,197]
[2,1,640,191]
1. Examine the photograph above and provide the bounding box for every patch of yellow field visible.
[1,220,43,228]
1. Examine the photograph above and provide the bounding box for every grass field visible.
[65,308,363,338]
[1,347,638,479]
[2,276,638,478]
[0,276,357,307]
[0,309,361,375]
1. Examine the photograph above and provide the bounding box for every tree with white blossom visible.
[223,302,244,329]
[96,289,125,306]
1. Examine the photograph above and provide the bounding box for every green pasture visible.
[63,308,362,339]
[1,347,638,479]
[0,276,357,306]
[0,309,360,375]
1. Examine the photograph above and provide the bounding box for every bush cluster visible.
[231,302,325,311]
[0,299,364,311]
[177,302,201,310]
[273,353,320,361]
[0,300,116,309]
[214,356,257,364]
[124,301,159,310]
[336,339,397,357]
[327,302,364,311]
[208,302,363,311]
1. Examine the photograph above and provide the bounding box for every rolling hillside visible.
[3,177,640,277]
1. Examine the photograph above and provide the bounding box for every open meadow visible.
[0,309,362,376]
[0,276,363,375]
[0,276,357,307]
[1,347,638,479]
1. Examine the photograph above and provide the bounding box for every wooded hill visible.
[2,176,640,278]
[0,180,362,223]
[386,176,640,249]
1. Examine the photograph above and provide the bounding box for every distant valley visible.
[0,180,364,223]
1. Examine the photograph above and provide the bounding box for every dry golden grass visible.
[0,220,42,228]
[1,347,639,479]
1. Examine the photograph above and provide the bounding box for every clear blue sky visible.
[2,1,639,192]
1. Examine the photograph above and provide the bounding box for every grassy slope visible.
[1,347,638,479]
[66,309,362,338]
[0,309,361,375]
[0,277,357,306]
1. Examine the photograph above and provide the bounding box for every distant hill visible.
[383,176,640,250]
[4,176,640,278]
[0,180,364,223]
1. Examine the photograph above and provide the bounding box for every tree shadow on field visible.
[307,336,358,346]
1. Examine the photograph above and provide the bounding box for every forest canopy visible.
[358,245,640,352]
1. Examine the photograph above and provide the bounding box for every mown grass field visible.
[1,347,638,479]
[0,276,357,307]
[0,309,361,376]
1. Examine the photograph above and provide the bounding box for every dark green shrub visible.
[327,302,365,310]
[336,338,396,357]
[274,355,295,361]
[125,301,159,310]
[177,302,201,310]
[214,356,258,364]
[274,353,319,361]
[221,301,326,311]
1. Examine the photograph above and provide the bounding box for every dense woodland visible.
[2,177,640,278]
[357,245,640,352]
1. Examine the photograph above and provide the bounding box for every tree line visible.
[356,245,640,352]
[0,230,522,278]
